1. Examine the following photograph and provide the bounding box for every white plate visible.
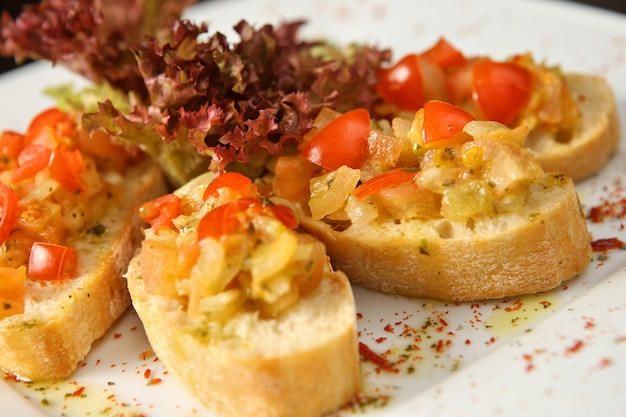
[1,0,625,416]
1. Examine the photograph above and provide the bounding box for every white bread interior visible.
[0,158,167,381]
[126,253,361,417]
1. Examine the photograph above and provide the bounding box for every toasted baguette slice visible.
[126,254,360,417]
[0,158,167,381]
[527,73,621,181]
[300,173,592,302]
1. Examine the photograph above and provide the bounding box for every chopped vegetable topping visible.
[0,107,141,316]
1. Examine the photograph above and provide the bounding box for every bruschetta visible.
[0,107,167,381]
[270,103,592,301]
[375,38,621,181]
[126,171,360,417]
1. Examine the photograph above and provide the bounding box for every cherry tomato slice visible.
[28,242,78,281]
[421,37,466,69]
[268,204,298,229]
[472,60,533,125]
[197,197,298,241]
[138,193,183,232]
[377,54,424,111]
[354,168,418,201]
[422,100,476,144]
[301,108,370,171]
[203,171,256,201]
[0,182,18,245]
[197,197,263,241]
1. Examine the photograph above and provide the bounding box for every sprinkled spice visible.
[139,349,154,360]
[358,342,399,373]
[71,386,86,397]
[589,197,626,223]
[504,299,523,312]
[599,358,613,368]
[591,237,625,252]
[565,339,584,355]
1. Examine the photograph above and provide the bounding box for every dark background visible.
[0,0,624,74]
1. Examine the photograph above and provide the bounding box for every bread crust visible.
[0,159,167,381]
[300,174,592,302]
[126,254,361,417]
[527,73,621,181]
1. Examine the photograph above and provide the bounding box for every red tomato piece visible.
[49,145,88,192]
[12,144,52,182]
[197,198,263,241]
[138,193,183,232]
[28,242,78,281]
[377,54,424,111]
[196,204,235,241]
[422,100,476,144]
[140,238,199,297]
[301,108,370,171]
[354,168,418,201]
[472,60,533,125]
[203,171,256,201]
[0,131,25,161]
[0,182,18,245]
[25,108,74,146]
[268,204,299,229]
[197,197,297,241]
[421,37,466,69]
[273,154,322,207]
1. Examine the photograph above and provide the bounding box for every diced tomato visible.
[422,101,476,144]
[24,108,74,147]
[138,193,182,232]
[0,182,18,245]
[49,145,88,193]
[421,37,466,69]
[140,237,199,296]
[17,200,66,245]
[472,60,533,125]
[273,154,322,206]
[76,130,135,171]
[0,131,25,169]
[301,108,370,171]
[0,266,27,319]
[27,242,78,281]
[12,144,52,182]
[354,168,418,201]
[377,54,425,111]
[203,171,257,201]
